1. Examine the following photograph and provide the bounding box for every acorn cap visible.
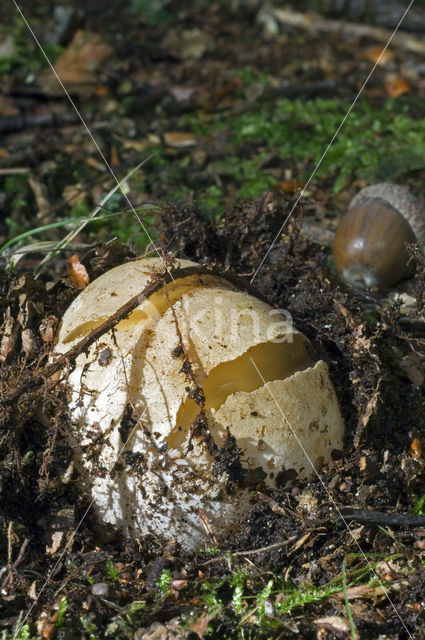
[349,183,425,242]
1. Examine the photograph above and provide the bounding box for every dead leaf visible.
[385,73,410,97]
[189,612,212,638]
[39,30,114,97]
[27,580,37,600]
[0,95,18,117]
[85,156,107,171]
[335,583,389,600]
[62,183,86,208]
[313,615,351,632]
[410,428,422,459]
[122,138,157,153]
[257,492,288,516]
[354,385,381,447]
[46,531,65,555]
[163,131,199,148]
[170,579,187,591]
[359,389,380,430]
[0,310,19,363]
[163,28,215,60]
[290,531,311,553]
[363,46,393,66]
[39,508,75,556]
[110,146,119,165]
[28,177,50,223]
[21,328,36,360]
[352,322,373,354]
[67,254,90,289]
[39,315,58,343]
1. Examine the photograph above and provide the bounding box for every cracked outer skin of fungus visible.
[54,257,344,549]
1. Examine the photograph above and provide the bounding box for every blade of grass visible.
[342,556,357,640]
[34,158,151,277]
[0,211,126,256]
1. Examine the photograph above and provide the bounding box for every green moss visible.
[0,11,63,75]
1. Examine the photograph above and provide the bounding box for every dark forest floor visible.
[2,2,425,639]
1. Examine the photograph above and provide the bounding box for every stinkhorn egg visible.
[54,257,344,549]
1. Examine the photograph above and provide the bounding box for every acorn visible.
[53,257,344,549]
[332,183,425,289]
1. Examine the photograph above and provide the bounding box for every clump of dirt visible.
[1,192,425,638]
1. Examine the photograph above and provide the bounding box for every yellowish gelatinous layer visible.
[62,274,235,345]
[174,335,314,435]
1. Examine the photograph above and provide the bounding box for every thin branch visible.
[200,537,297,566]
[341,508,425,528]
[273,7,425,55]
[1,265,258,409]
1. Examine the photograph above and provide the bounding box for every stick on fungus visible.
[54,257,344,549]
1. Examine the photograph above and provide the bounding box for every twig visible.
[1,266,165,407]
[0,265,259,410]
[0,168,30,175]
[2,535,29,590]
[273,8,425,55]
[0,110,87,133]
[200,537,297,566]
[341,507,425,527]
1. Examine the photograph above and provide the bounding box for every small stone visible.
[91,582,109,597]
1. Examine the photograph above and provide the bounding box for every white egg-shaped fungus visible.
[54,257,344,549]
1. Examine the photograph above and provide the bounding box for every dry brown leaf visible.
[352,323,373,354]
[313,615,351,632]
[0,310,19,363]
[39,30,114,96]
[162,28,215,60]
[0,95,18,117]
[276,179,306,194]
[163,131,199,148]
[290,531,311,553]
[335,583,389,600]
[39,315,58,343]
[385,73,410,97]
[62,183,86,208]
[359,389,380,430]
[189,612,212,638]
[27,580,37,600]
[110,146,119,166]
[46,531,65,556]
[363,46,393,66]
[28,177,50,223]
[67,254,90,290]
[85,156,107,171]
[21,328,36,360]
[410,428,422,459]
